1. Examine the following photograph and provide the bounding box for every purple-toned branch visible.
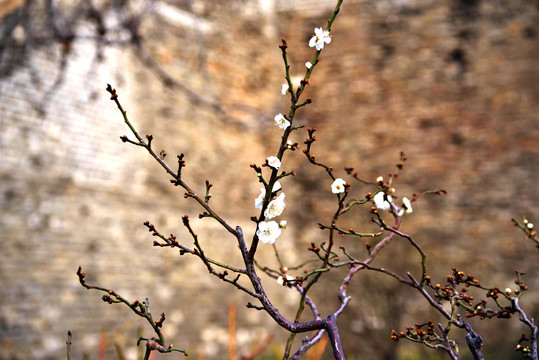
[513,297,538,360]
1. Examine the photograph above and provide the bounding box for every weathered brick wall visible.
[0,2,292,359]
[1,1,537,359]
[0,28,147,359]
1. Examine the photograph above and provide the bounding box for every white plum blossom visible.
[256,221,281,244]
[309,27,331,51]
[403,197,412,211]
[279,220,287,228]
[305,61,313,69]
[398,197,413,216]
[267,156,281,170]
[277,274,294,286]
[281,83,289,95]
[254,182,282,209]
[274,113,290,130]
[255,191,265,209]
[331,178,347,194]
[376,176,384,183]
[265,193,286,219]
[373,191,392,211]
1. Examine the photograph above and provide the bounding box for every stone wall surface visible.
[0,0,538,359]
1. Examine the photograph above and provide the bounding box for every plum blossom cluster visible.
[372,176,413,216]
[256,78,300,244]
[255,181,281,210]
[256,156,287,244]
[333,174,413,216]
[259,29,341,279]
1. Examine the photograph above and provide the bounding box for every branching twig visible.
[106,84,238,237]
[66,331,72,360]
[75,1,537,359]
[76,267,188,357]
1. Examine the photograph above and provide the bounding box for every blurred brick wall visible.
[0,1,537,359]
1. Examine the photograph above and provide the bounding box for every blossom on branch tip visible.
[331,178,347,194]
[267,156,281,170]
[265,193,286,219]
[373,191,392,211]
[305,61,313,69]
[256,221,281,244]
[398,197,413,216]
[274,113,290,130]
[309,27,331,51]
[279,220,287,228]
[281,84,289,95]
